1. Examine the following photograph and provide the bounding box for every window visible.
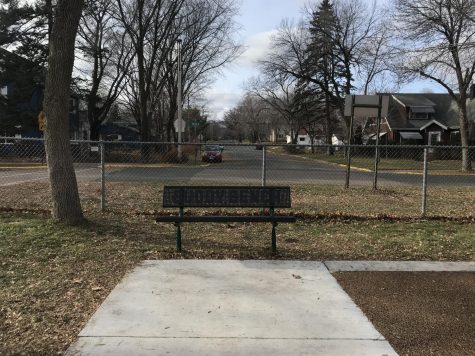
[299,137,305,142]
[410,106,434,119]
[412,112,429,120]
[69,98,77,113]
[0,86,7,97]
[428,131,441,144]
[449,131,461,145]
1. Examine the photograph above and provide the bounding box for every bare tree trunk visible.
[43,0,84,224]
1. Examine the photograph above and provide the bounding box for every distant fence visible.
[1,137,474,217]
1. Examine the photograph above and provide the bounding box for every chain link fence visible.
[1,137,474,217]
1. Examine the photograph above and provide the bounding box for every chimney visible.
[470,84,475,100]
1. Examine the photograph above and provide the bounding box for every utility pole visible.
[177,38,183,161]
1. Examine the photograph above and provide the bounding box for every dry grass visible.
[0,181,474,218]
[1,180,474,354]
[1,211,474,354]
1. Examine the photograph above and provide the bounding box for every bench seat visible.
[156,215,296,223]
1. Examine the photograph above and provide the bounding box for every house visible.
[1,48,43,137]
[1,48,84,139]
[362,93,475,145]
[285,127,343,147]
[100,114,139,142]
[269,127,287,143]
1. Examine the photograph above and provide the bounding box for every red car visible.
[202,145,223,163]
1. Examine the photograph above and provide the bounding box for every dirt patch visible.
[334,272,475,356]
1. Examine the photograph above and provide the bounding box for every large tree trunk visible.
[43,0,84,224]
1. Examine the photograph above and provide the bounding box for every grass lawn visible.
[274,148,468,172]
[1,211,474,354]
[1,181,474,218]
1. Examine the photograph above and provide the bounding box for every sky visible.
[204,0,306,121]
[204,0,443,121]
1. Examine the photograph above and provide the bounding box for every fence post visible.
[373,144,380,190]
[100,140,106,211]
[372,96,383,190]
[261,145,267,187]
[345,144,352,189]
[421,147,428,217]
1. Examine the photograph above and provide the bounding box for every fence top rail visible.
[1,137,474,150]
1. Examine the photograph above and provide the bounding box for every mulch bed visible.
[334,272,475,356]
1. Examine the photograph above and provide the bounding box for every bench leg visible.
[271,222,277,253]
[175,223,182,252]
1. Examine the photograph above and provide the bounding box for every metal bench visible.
[156,186,296,252]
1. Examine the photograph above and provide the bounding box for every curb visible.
[104,163,210,169]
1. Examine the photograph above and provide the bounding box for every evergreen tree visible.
[293,78,325,152]
[0,0,52,67]
[303,0,344,153]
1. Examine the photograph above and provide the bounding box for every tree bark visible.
[43,0,84,224]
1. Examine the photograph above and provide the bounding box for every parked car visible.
[202,145,223,163]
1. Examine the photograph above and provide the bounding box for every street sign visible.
[174,118,186,133]
[191,120,199,128]
[344,95,389,117]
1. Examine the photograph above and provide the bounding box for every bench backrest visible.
[162,186,291,208]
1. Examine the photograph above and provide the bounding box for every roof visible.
[297,128,308,135]
[393,95,436,107]
[411,106,435,113]
[383,93,475,131]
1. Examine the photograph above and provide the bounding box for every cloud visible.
[203,87,245,120]
[204,30,279,119]
[235,30,278,67]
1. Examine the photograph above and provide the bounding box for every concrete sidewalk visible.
[325,260,475,272]
[66,260,397,355]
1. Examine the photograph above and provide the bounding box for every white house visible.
[269,127,287,143]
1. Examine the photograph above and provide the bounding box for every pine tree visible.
[0,0,52,67]
[303,0,344,153]
[293,79,326,152]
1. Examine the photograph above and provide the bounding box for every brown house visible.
[363,93,475,145]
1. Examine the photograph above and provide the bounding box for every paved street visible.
[1,145,474,186]
[0,166,100,187]
[104,145,475,186]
